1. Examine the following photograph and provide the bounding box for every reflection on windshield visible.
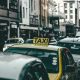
[58,42,80,55]
[5,48,59,73]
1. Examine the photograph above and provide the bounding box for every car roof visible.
[59,37,80,44]
[0,53,40,63]
[10,44,64,51]
[7,38,23,40]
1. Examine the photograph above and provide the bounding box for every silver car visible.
[0,53,49,80]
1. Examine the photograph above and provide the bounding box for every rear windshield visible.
[58,42,80,55]
[5,48,59,73]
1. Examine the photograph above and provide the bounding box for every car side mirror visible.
[66,65,75,72]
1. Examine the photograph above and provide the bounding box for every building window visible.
[31,0,33,11]
[64,10,67,13]
[70,15,73,19]
[70,10,73,13]
[9,0,18,10]
[64,3,67,8]
[34,0,35,10]
[23,7,25,18]
[20,6,22,20]
[70,20,73,23]
[70,3,73,8]
[66,15,67,19]
[26,8,27,18]
[0,0,7,8]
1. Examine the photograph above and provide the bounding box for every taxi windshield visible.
[5,47,59,73]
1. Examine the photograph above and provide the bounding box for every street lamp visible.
[38,0,41,37]
[76,0,79,27]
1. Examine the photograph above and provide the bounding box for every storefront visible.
[0,0,19,39]
[20,25,42,40]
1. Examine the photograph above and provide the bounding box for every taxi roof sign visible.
[33,37,49,46]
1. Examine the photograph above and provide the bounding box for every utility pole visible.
[7,0,10,39]
[38,0,41,37]
[76,0,79,27]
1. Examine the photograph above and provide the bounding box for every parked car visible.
[5,38,24,44]
[24,39,33,44]
[4,44,77,80]
[0,53,49,80]
[58,37,80,79]
[49,38,57,45]
[57,37,80,59]
[76,31,80,37]
[3,38,24,51]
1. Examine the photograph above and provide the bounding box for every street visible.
[0,0,80,80]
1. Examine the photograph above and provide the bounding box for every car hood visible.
[0,54,38,80]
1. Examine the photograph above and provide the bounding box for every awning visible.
[49,14,65,19]
[20,25,42,30]
[61,21,74,26]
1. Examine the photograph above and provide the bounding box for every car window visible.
[26,49,59,73]
[5,48,28,54]
[5,48,59,73]
[66,50,74,65]
[62,49,74,66]
[70,44,80,54]
[58,42,73,49]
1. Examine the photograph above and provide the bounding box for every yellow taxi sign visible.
[33,37,49,46]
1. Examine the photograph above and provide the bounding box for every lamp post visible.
[7,0,10,39]
[76,0,79,27]
[38,0,41,37]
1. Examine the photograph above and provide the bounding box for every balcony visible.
[30,15,39,27]
[0,8,7,17]
[0,0,19,20]
[0,8,19,20]
[64,0,75,2]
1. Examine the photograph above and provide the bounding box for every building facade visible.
[29,0,48,37]
[19,0,30,39]
[63,0,80,36]
[64,0,76,24]
[48,0,66,37]
[19,0,49,39]
[0,0,19,40]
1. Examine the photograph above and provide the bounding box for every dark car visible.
[24,39,33,44]
[58,37,80,79]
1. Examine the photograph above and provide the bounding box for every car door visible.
[62,49,76,80]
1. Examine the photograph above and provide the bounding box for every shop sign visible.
[0,23,7,26]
